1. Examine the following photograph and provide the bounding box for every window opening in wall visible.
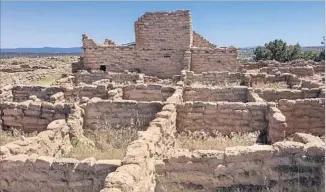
[100,65,107,71]
[132,68,141,73]
[164,54,171,58]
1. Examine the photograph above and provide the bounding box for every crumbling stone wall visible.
[71,56,85,73]
[277,98,325,136]
[247,90,265,103]
[84,100,163,129]
[183,86,248,102]
[266,105,287,143]
[82,35,136,72]
[254,88,322,102]
[103,104,177,192]
[243,60,325,71]
[190,47,238,73]
[0,155,121,192]
[135,10,192,50]
[81,10,239,79]
[64,84,109,101]
[1,106,84,159]
[192,31,216,48]
[0,85,13,103]
[247,73,301,88]
[182,70,244,86]
[156,133,325,191]
[176,101,267,134]
[259,66,314,77]
[313,64,325,73]
[0,101,71,132]
[301,79,324,89]
[0,119,72,159]
[122,84,175,101]
[12,85,64,102]
[74,70,144,84]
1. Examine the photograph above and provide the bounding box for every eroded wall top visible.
[135,10,193,50]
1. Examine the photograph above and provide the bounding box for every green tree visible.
[253,39,301,62]
[317,36,325,61]
[300,51,320,61]
[253,46,271,61]
[286,43,301,61]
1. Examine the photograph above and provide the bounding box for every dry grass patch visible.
[175,131,259,151]
[252,82,289,89]
[64,127,138,160]
[0,128,38,146]
[29,74,62,86]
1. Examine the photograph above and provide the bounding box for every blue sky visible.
[1,1,325,48]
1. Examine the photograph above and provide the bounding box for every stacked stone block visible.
[0,101,72,132]
[122,84,175,101]
[176,101,268,134]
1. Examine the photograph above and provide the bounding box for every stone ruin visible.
[0,10,325,192]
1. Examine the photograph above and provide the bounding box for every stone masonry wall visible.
[136,49,186,78]
[247,73,301,88]
[122,84,176,101]
[259,66,314,77]
[1,106,84,159]
[103,104,177,192]
[0,155,121,192]
[192,31,216,48]
[190,47,238,73]
[254,88,322,102]
[12,85,64,102]
[243,60,325,71]
[182,70,244,86]
[176,101,267,135]
[82,36,186,79]
[277,98,325,136]
[183,86,248,102]
[156,133,325,191]
[135,10,192,50]
[82,35,136,72]
[0,101,72,132]
[74,70,144,85]
[64,84,109,101]
[1,119,72,159]
[84,100,163,130]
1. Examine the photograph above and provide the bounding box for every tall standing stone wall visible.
[134,10,193,78]
[135,10,192,50]
[190,47,238,73]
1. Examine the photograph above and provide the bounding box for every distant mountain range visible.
[0,46,323,53]
[1,47,82,53]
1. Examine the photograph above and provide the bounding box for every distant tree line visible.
[253,37,325,62]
